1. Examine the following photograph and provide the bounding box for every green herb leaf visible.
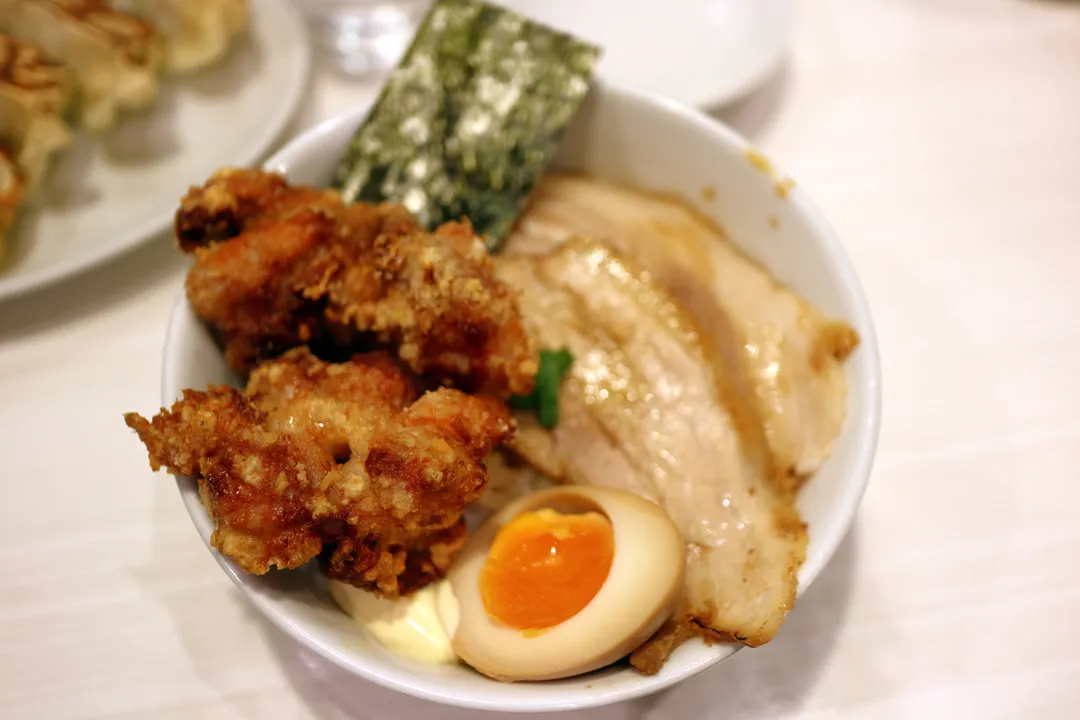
[507,392,536,411]
[511,348,573,428]
[332,0,601,251]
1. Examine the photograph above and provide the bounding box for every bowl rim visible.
[161,78,882,712]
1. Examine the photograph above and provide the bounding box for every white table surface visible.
[3,1,1079,718]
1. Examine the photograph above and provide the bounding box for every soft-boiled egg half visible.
[448,485,686,682]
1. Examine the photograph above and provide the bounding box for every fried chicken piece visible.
[125,347,514,596]
[124,385,328,573]
[176,168,538,398]
[321,521,469,598]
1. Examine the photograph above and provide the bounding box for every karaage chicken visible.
[176,168,538,398]
[125,347,513,597]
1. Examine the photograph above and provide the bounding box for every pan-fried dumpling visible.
[0,33,73,190]
[110,0,248,74]
[0,146,26,259]
[0,0,162,131]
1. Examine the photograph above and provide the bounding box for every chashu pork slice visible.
[505,175,859,490]
[0,0,162,131]
[495,237,807,651]
[0,33,73,190]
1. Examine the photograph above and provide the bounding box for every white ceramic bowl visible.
[160,81,881,713]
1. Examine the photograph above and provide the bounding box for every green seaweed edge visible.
[332,0,602,251]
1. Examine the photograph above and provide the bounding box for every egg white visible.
[448,486,685,682]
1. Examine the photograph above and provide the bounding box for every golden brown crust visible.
[810,320,861,372]
[50,0,160,67]
[124,347,514,597]
[0,33,73,192]
[320,521,468,597]
[123,385,328,573]
[0,147,24,251]
[0,34,71,112]
[628,617,697,675]
[177,168,537,398]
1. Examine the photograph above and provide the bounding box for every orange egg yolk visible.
[479,508,615,632]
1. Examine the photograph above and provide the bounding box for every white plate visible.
[0,0,311,303]
[500,0,793,109]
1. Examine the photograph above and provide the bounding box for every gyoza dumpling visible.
[110,0,248,74]
[0,33,73,190]
[0,0,162,131]
[0,146,26,259]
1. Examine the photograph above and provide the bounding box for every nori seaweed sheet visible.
[332,0,601,251]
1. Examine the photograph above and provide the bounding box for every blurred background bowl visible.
[299,0,793,108]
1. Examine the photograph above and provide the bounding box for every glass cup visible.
[296,0,432,76]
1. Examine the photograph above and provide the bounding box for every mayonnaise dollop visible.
[330,579,460,664]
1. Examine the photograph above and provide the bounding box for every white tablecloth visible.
[3,1,1079,717]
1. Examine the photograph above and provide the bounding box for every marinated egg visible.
[449,486,685,682]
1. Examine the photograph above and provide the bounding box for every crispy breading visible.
[177,168,538,398]
[125,347,514,597]
[320,521,468,598]
[124,384,327,574]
